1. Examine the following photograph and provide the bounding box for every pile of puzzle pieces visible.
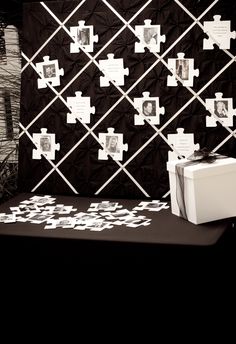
[0,195,169,231]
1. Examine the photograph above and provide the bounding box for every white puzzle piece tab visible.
[36,56,64,89]
[134,19,166,53]
[67,91,95,124]
[134,91,165,125]
[167,128,200,161]
[32,128,60,160]
[98,127,128,161]
[205,92,236,127]
[99,53,129,87]
[167,52,199,87]
[203,15,236,50]
[70,20,99,53]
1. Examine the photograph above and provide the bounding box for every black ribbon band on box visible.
[175,148,227,220]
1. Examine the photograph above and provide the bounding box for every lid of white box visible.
[167,157,236,179]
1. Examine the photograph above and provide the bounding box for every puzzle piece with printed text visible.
[167,53,199,87]
[98,127,128,161]
[36,56,64,88]
[134,19,166,53]
[167,128,200,161]
[134,92,165,125]
[32,128,60,160]
[70,20,99,53]
[99,53,129,87]
[67,91,95,124]
[205,92,236,127]
[203,15,236,50]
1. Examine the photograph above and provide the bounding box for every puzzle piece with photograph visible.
[74,219,113,231]
[100,209,137,221]
[87,201,123,212]
[167,128,200,161]
[133,200,169,212]
[43,204,77,215]
[98,127,128,161]
[20,195,56,206]
[167,52,199,87]
[0,213,16,223]
[134,91,165,125]
[203,15,236,50]
[134,19,166,53]
[70,20,99,53]
[32,128,60,160]
[205,92,236,127]
[99,53,129,87]
[113,215,151,227]
[66,91,95,124]
[44,217,76,229]
[36,56,64,88]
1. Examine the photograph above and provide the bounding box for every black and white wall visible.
[17,0,236,199]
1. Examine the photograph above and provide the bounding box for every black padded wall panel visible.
[18,0,236,199]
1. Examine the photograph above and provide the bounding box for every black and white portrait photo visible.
[106,135,120,153]
[43,64,56,78]
[176,59,189,80]
[214,100,228,118]
[77,27,90,45]
[142,100,156,117]
[40,136,51,152]
[143,27,158,45]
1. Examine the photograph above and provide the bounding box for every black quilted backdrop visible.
[18,0,236,199]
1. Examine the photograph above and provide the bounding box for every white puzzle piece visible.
[167,53,199,87]
[44,217,76,229]
[99,53,129,87]
[35,56,64,88]
[32,128,60,160]
[100,209,137,221]
[70,20,99,53]
[98,127,128,161]
[74,219,113,231]
[74,212,101,223]
[203,15,236,50]
[0,213,16,223]
[134,92,165,125]
[66,91,95,124]
[133,200,169,212]
[205,92,236,127]
[20,195,56,206]
[113,215,151,227]
[167,128,200,161]
[43,205,77,215]
[134,19,166,53]
[87,201,123,212]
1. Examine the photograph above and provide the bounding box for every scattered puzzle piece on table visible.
[167,128,200,161]
[43,205,77,215]
[36,56,64,88]
[99,53,129,87]
[134,91,165,125]
[98,127,128,161]
[203,15,236,50]
[20,195,56,206]
[66,91,95,124]
[205,92,236,127]
[113,215,151,227]
[100,209,137,221]
[70,20,98,53]
[74,219,113,231]
[32,128,60,160]
[44,217,76,229]
[0,213,16,223]
[167,52,199,87]
[87,201,123,212]
[134,19,166,53]
[133,200,169,212]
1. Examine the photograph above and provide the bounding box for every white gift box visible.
[167,157,236,224]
